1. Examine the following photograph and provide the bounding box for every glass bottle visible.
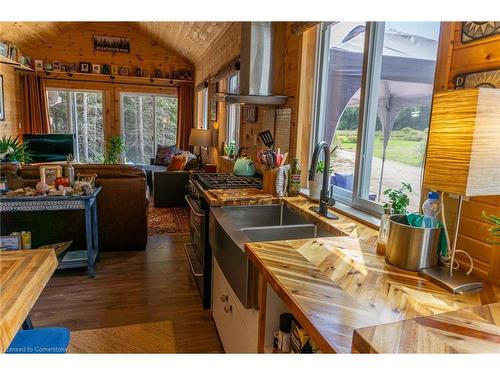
[65,154,75,185]
[288,159,302,197]
[377,204,392,255]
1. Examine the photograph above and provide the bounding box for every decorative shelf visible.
[0,55,34,71]
[37,70,193,87]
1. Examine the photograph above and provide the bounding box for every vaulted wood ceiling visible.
[0,21,234,65]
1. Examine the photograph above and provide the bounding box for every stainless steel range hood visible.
[216,22,288,106]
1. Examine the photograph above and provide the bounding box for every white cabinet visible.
[212,256,259,353]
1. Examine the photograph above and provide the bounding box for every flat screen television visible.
[23,134,75,162]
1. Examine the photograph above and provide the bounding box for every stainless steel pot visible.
[385,214,441,272]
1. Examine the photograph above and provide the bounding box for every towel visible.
[405,213,448,257]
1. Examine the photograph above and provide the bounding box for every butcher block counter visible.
[352,302,500,353]
[201,188,279,206]
[244,197,500,354]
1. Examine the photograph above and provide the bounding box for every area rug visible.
[67,320,176,353]
[148,204,190,236]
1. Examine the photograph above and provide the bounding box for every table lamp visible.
[189,128,212,170]
[420,87,500,293]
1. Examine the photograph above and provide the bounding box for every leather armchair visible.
[153,171,190,207]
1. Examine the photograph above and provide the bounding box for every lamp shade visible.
[188,128,212,148]
[423,88,500,196]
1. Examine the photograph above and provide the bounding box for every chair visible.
[6,327,70,354]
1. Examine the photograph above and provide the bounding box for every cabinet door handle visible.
[224,304,232,313]
[220,294,228,303]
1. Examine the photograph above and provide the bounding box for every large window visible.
[121,93,178,164]
[47,89,104,163]
[197,87,209,129]
[226,73,240,149]
[313,22,440,214]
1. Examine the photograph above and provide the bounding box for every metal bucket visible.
[385,214,441,272]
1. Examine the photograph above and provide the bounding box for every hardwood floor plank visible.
[30,234,223,353]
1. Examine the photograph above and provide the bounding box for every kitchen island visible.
[244,197,500,354]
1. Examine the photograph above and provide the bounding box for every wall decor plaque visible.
[461,22,500,43]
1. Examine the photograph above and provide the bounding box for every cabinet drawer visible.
[212,257,258,353]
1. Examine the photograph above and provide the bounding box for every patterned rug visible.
[148,204,190,236]
[67,320,176,353]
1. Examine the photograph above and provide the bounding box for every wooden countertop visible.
[246,233,499,353]
[202,188,280,206]
[352,302,500,353]
[0,249,58,352]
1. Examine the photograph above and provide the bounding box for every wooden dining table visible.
[0,249,58,352]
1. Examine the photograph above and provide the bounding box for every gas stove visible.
[192,173,262,190]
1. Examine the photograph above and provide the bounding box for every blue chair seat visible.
[6,327,70,354]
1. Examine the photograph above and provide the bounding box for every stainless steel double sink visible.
[209,203,338,309]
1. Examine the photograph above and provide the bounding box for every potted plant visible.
[224,142,236,159]
[482,211,500,245]
[103,135,127,164]
[0,136,33,164]
[383,182,412,214]
[308,160,333,200]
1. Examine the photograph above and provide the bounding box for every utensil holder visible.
[262,168,279,196]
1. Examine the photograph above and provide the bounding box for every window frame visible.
[200,87,209,129]
[225,73,241,150]
[312,21,439,216]
[46,87,104,163]
[119,91,178,164]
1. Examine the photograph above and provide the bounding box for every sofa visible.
[1,163,148,251]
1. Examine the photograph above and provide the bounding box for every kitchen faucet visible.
[308,141,339,219]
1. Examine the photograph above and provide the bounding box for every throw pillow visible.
[167,152,189,171]
[155,145,177,166]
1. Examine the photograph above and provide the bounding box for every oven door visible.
[184,194,205,295]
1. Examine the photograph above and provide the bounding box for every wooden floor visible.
[30,234,223,353]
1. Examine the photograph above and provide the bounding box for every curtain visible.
[21,73,50,134]
[177,84,193,150]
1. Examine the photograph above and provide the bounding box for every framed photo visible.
[134,67,142,77]
[61,64,67,72]
[0,75,4,121]
[39,165,62,186]
[68,63,78,72]
[93,35,130,53]
[34,59,44,71]
[120,67,129,76]
[79,62,91,73]
[111,64,118,75]
[92,64,100,74]
[44,62,53,71]
[101,64,110,74]
[52,60,61,72]
[0,235,20,251]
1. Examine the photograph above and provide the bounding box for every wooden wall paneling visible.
[0,22,193,77]
[0,64,22,138]
[295,26,318,186]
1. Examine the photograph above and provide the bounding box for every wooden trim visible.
[35,70,190,87]
[257,277,267,353]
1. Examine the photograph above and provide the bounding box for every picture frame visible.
[101,64,110,74]
[43,62,53,71]
[120,67,130,76]
[61,64,67,72]
[68,63,78,72]
[454,68,500,89]
[93,35,130,53]
[79,62,91,73]
[0,75,4,121]
[134,67,142,77]
[52,60,61,72]
[111,64,118,75]
[0,235,20,251]
[92,64,101,74]
[34,59,44,71]
[39,165,62,186]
